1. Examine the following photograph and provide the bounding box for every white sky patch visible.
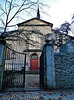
[42,0,74,28]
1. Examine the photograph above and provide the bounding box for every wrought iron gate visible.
[40,52,44,88]
[2,47,25,89]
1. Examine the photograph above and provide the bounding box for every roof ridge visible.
[17,17,53,27]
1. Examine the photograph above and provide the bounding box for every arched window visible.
[31,53,38,59]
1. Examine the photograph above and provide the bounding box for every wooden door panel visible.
[31,59,38,71]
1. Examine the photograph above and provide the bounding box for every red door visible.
[30,59,38,71]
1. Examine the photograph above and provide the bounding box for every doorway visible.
[30,53,39,71]
[25,53,39,89]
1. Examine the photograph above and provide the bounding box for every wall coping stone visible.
[54,53,74,56]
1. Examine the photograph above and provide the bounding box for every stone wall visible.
[60,40,74,53]
[40,39,74,89]
[54,53,74,89]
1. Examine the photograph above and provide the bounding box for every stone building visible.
[5,8,54,71]
[5,8,71,71]
[1,8,74,90]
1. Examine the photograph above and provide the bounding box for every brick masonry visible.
[54,53,74,89]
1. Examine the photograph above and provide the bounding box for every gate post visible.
[0,37,6,91]
[43,40,55,89]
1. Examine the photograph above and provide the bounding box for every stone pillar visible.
[43,40,55,89]
[0,37,6,91]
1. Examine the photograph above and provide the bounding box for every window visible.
[31,53,38,59]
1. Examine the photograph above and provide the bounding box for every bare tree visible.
[54,14,74,37]
[0,0,47,36]
[59,21,70,34]
[53,16,74,52]
[69,14,74,35]
[0,0,35,35]
[0,0,50,53]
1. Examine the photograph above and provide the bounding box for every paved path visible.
[0,89,74,100]
[25,74,39,89]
